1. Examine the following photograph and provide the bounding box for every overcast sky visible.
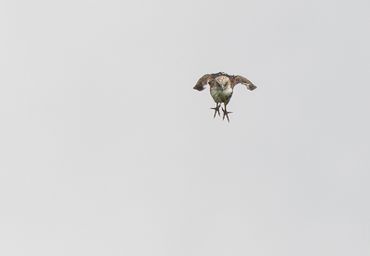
[1,0,370,255]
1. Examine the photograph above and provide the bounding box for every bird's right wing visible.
[193,74,213,91]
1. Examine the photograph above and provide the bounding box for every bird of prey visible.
[193,72,256,122]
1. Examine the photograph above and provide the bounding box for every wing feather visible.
[232,75,257,90]
[193,74,213,91]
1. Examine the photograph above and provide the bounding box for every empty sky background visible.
[1,0,370,255]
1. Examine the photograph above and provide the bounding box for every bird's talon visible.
[222,107,232,122]
[211,105,221,118]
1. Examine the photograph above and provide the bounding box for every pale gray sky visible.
[1,0,370,255]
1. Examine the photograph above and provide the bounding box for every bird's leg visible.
[210,103,221,118]
[222,103,232,122]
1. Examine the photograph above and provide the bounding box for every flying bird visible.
[193,72,256,122]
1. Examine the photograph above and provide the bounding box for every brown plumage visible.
[193,72,256,122]
[194,72,256,91]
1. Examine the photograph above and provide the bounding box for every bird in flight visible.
[193,72,257,122]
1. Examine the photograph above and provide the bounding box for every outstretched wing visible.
[193,74,213,91]
[232,75,257,91]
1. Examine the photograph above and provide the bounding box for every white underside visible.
[210,87,233,103]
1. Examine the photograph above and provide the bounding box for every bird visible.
[193,72,257,122]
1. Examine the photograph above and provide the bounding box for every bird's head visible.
[215,76,231,89]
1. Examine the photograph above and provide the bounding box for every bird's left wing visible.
[193,74,213,91]
[232,75,257,91]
